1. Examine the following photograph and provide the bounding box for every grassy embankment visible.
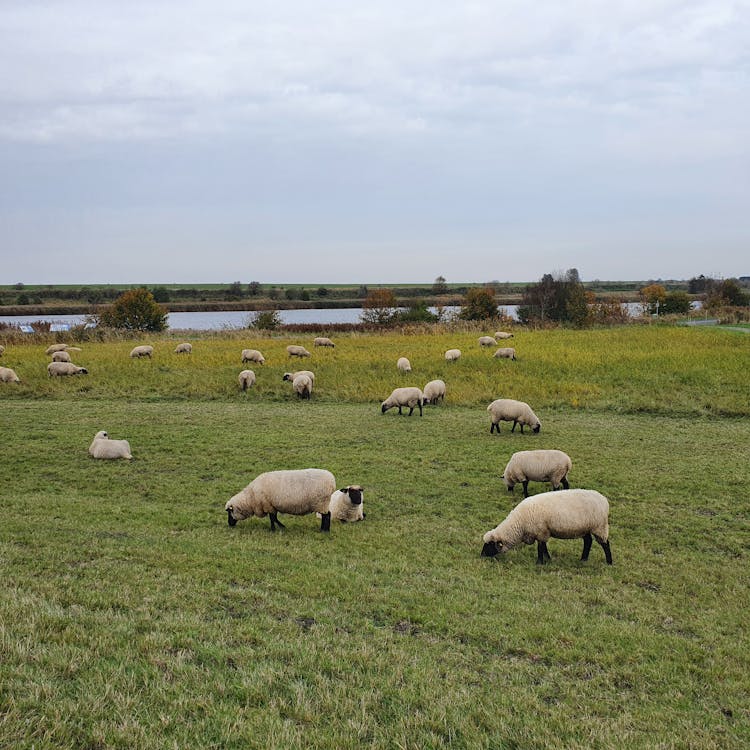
[1,325,748,748]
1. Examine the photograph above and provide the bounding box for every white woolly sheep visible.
[478,336,497,347]
[423,379,446,405]
[291,373,313,399]
[487,398,541,434]
[287,345,311,358]
[238,370,256,390]
[241,349,266,365]
[282,370,315,384]
[51,350,71,362]
[88,430,133,460]
[0,366,20,383]
[48,361,88,377]
[44,344,81,355]
[493,347,517,361]
[397,357,412,373]
[444,349,461,362]
[225,468,336,532]
[503,449,572,497]
[318,485,365,523]
[130,345,153,359]
[313,337,335,347]
[494,331,514,340]
[481,488,612,565]
[381,386,424,416]
[174,342,192,354]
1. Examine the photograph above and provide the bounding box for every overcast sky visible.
[1,0,748,285]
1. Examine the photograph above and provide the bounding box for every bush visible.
[459,287,497,320]
[247,310,283,330]
[360,289,397,324]
[98,288,168,332]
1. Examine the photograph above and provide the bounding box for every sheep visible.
[238,370,256,391]
[241,349,266,365]
[480,489,612,565]
[282,371,315,384]
[397,357,412,373]
[88,430,132,460]
[423,379,446,405]
[493,347,517,361]
[48,362,88,377]
[478,336,497,347]
[174,342,192,354]
[0,366,20,383]
[287,345,311,358]
[291,373,313,399]
[313,337,335,347]
[225,468,336,532]
[51,350,71,362]
[130,345,153,359]
[494,331,514,340]
[381,386,424,416]
[503,449,572,497]
[487,398,541,434]
[318,485,365,523]
[444,349,461,362]
[44,344,81,355]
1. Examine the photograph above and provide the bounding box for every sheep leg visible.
[561,477,569,490]
[581,533,593,560]
[417,402,423,416]
[595,537,613,565]
[398,406,403,415]
[490,422,499,434]
[269,512,286,531]
[536,541,551,565]
[408,406,414,416]
[319,511,331,532]
[522,480,529,498]
[511,420,517,432]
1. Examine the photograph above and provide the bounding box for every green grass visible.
[1,327,749,748]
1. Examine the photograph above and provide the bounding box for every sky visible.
[1,0,748,285]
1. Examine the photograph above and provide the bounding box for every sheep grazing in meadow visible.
[241,349,265,365]
[0,366,20,383]
[88,430,132,460]
[129,345,153,359]
[291,373,313,399]
[494,332,514,340]
[481,489,612,565]
[287,345,311,358]
[238,370,256,391]
[478,336,497,347]
[381,387,424,416]
[503,449,572,497]
[47,362,88,377]
[397,357,412,373]
[319,485,365,523]
[225,468,336,532]
[493,347,517,361]
[51,350,71,363]
[423,379,446,405]
[282,371,315,384]
[487,399,541,434]
[444,349,461,362]
[174,342,192,354]
[44,344,81,355]
[313,337,335,347]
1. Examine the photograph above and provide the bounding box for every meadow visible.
[1,325,749,749]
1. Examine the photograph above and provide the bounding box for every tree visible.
[225,281,243,300]
[151,286,170,303]
[432,276,448,295]
[517,269,589,325]
[247,310,282,329]
[248,281,261,296]
[360,289,398,324]
[459,287,498,320]
[662,291,691,315]
[99,288,168,331]
[639,284,667,315]
[707,278,749,307]
[317,286,329,297]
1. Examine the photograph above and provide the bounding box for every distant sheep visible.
[129,345,153,359]
[494,331,514,340]
[493,347,517,361]
[225,468,336,532]
[423,379,446,405]
[381,386,424,416]
[313,337,335,347]
[291,373,313,399]
[0,366,20,383]
[241,349,266,365]
[238,370,256,391]
[478,336,497,347]
[44,344,82,355]
[287,345,311,358]
[319,485,365,523]
[174,342,192,354]
[48,362,88,377]
[88,430,133,460]
[282,370,315,384]
[487,398,541,434]
[503,449,572,497]
[481,489,612,565]
[51,350,71,362]
[397,357,412,373]
[444,349,461,362]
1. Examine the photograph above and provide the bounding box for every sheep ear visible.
[339,487,349,494]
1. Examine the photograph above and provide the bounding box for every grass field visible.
[1,326,749,748]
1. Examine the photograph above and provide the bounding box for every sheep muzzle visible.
[481,541,500,557]
[227,509,237,526]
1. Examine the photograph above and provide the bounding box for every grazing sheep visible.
[313,337,335,347]
[174,342,192,354]
[381,386,424,416]
[241,349,266,365]
[287,345,311,358]
[397,357,412,373]
[487,398,541,434]
[129,345,153,359]
[503,450,572,497]
[423,379,446,405]
[225,468,336,532]
[0,366,20,383]
[282,371,315,384]
[444,349,461,362]
[44,344,81,355]
[318,485,365,523]
[478,336,497,347]
[291,373,313,399]
[494,331,514,340]
[480,489,612,565]
[493,347,517,361]
[238,370,256,391]
[51,350,72,362]
[47,362,88,377]
[88,430,133,460]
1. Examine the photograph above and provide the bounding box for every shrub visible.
[247,310,283,330]
[459,287,497,320]
[98,288,168,332]
[361,289,398,324]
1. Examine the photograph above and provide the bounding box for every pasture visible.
[1,325,749,748]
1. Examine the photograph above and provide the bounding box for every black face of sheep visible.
[344,487,363,505]
[227,508,237,526]
[533,425,540,433]
[481,541,500,557]
[381,403,388,414]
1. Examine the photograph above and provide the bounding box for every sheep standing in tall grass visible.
[174,342,192,354]
[0,366,20,383]
[48,362,88,377]
[238,370,256,391]
[397,357,412,373]
[51,351,71,362]
[129,345,153,359]
[241,349,265,365]
[423,379,446,405]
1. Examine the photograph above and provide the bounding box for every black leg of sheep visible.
[319,512,331,532]
[581,533,593,560]
[269,512,286,531]
[536,541,551,565]
[597,537,613,565]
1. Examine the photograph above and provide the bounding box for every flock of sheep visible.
[1,330,613,566]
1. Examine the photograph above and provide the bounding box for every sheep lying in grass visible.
[174,342,192,354]
[51,350,71,362]
[381,387,424,416]
[0,366,20,383]
[397,357,412,373]
[130,345,153,359]
[481,489,612,565]
[444,349,461,362]
[493,347,517,361]
[318,485,365,523]
[88,430,132,460]
[487,398,540,434]
[48,362,88,377]
[503,450,572,497]
[225,468,336,532]
[287,345,311,358]
[44,344,82,355]
[494,331,514,340]
[241,349,265,365]
[423,379,446,405]
[238,370,256,390]
[314,337,335,347]
[478,336,497,347]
